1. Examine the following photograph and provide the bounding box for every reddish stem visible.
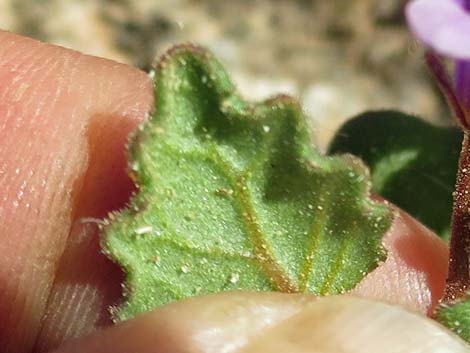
[425,50,470,301]
[425,52,469,129]
[445,131,470,301]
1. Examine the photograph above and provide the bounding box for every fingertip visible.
[53,294,467,353]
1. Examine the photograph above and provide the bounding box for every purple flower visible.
[406,0,470,126]
[407,0,470,59]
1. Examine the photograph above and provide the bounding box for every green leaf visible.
[103,45,393,321]
[328,111,462,240]
[435,295,470,342]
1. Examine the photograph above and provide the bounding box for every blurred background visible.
[0,0,448,146]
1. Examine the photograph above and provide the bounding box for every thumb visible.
[53,292,468,353]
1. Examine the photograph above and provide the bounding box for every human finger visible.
[0,30,152,353]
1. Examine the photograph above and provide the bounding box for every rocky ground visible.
[0,0,449,147]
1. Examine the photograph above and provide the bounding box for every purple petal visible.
[406,0,470,60]
[455,0,470,11]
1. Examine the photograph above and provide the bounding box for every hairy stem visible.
[446,131,470,301]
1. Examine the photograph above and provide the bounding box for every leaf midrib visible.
[209,145,299,292]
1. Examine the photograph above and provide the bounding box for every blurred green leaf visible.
[328,110,462,239]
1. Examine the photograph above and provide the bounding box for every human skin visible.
[0,30,453,353]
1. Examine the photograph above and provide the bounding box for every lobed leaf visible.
[104,45,393,321]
